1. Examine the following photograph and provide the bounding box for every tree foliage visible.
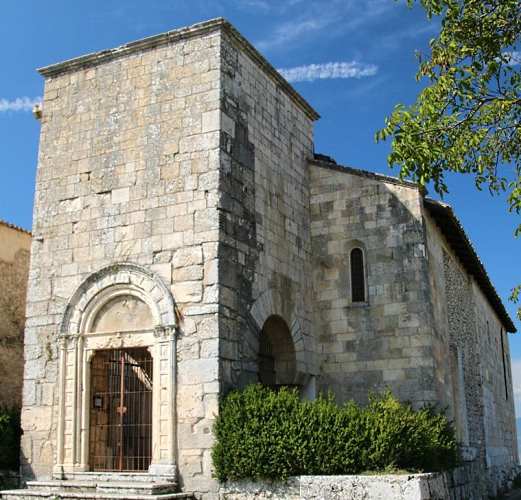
[376,0,521,319]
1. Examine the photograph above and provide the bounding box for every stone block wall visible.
[309,163,437,406]
[422,209,517,496]
[24,23,223,496]
[216,29,317,393]
[0,222,31,410]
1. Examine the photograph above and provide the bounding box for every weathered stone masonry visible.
[0,220,31,411]
[423,202,517,495]
[310,162,436,406]
[217,29,317,395]
[10,17,518,500]
[23,21,224,496]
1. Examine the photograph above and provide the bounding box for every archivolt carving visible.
[60,262,176,335]
[55,262,177,475]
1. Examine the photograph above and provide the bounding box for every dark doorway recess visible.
[89,347,153,472]
[258,315,297,389]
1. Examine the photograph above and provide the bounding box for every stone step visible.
[0,477,194,500]
[0,490,193,500]
[53,472,176,483]
[26,480,176,495]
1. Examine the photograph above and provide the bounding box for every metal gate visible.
[89,348,153,472]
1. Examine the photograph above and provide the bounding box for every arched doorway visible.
[56,264,177,477]
[88,295,155,472]
[258,315,297,388]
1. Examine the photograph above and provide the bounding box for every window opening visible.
[350,248,366,303]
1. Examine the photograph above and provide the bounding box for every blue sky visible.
[1,0,520,408]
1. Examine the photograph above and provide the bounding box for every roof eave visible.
[424,198,516,333]
[309,157,419,189]
[0,219,32,235]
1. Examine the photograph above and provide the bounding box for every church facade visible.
[11,18,517,499]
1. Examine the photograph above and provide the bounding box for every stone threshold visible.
[52,472,177,483]
[0,475,193,500]
[28,480,176,493]
[0,491,193,499]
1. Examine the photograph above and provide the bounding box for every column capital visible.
[153,324,177,340]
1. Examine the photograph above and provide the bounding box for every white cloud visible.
[0,97,41,113]
[278,61,378,83]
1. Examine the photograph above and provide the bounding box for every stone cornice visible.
[37,18,320,122]
[221,21,320,121]
[310,157,419,189]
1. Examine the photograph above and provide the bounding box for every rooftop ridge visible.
[310,156,418,189]
[37,18,319,121]
[0,218,31,235]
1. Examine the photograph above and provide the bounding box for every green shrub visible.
[212,385,458,482]
[0,407,21,471]
[364,393,458,473]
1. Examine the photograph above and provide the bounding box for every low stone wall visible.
[219,474,456,500]
[218,465,498,500]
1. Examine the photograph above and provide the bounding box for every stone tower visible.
[20,18,318,498]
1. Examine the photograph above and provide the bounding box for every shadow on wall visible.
[310,174,433,407]
[258,315,297,388]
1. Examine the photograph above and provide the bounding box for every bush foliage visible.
[0,407,21,471]
[212,385,458,482]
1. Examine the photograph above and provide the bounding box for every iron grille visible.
[89,348,153,472]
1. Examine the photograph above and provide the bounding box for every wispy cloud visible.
[234,0,271,10]
[256,0,396,52]
[257,17,331,51]
[0,97,41,113]
[232,0,306,12]
[278,61,378,83]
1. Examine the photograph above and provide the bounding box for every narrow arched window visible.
[350,248,366,303]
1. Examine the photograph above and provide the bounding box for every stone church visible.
[1,17,518,500]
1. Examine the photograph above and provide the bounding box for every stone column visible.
[53,336,68,477]
[148,325,177,477]
[79,349,95,471]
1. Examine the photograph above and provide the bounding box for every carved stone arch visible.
[249,288,309,385]
[55,262,177,477]
[60,262,176,335]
